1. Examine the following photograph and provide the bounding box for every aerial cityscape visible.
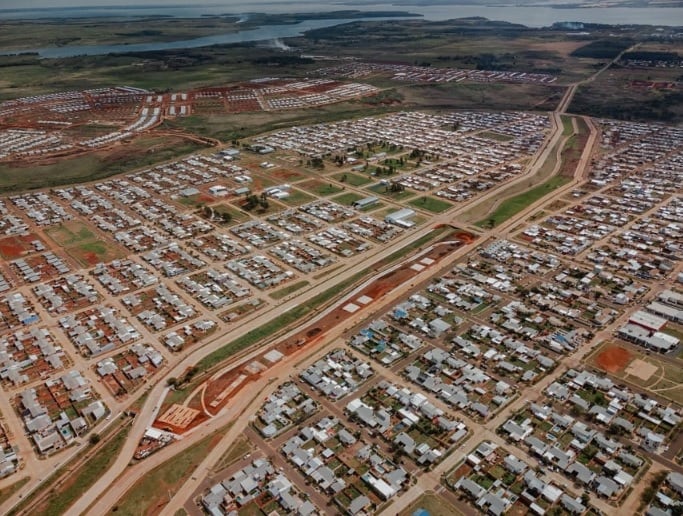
[0,1,681,515]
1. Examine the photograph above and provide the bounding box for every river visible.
[0,1,681,59]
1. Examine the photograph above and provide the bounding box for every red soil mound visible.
[595,345,632,373]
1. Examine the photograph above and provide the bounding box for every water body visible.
[0,2,681,58]
[0,17,415,58]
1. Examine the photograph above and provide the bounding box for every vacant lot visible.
[588,341,683,405]
[113,429,226,515]
[399,492,463,516]
[408,196,453,213]
[334,172,372,186]
[46,221,124,266]
[298,179,344,197]
[367,182,415,201]
[0,136,207,194]
[279,188,316,207]
[476,175,570,228]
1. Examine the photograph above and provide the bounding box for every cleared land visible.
[588,342,683,405]
[0,136,207,194]
[399,492,463,516]
[476,175,570,228]
[211,436,252,473]
[8,420,132,516]
[334,172,373,186]
[408,196,453,214]
[112,428,227,515]
[46,220,124,267]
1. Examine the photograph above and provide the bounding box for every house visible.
[459,478,485,499]
[667,471,683,495]
[560,494,586,514]
[348,494,371,515]
[567,461,595,485]
[594,476,620,498]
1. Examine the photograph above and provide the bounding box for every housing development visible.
[0,12,682,516]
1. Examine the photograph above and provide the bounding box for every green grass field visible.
[210,204,250,225]
[331,192,363,205]
[279,188,316,207]
[0,137,207,195]
[270,280,310,300]
[408,196,453,213]
[45,221,95,247]
[113,429,226,515]
[334,172,373,186]
[298,180,344,197]
[46,221,124,266]
[212,437,252,473]
[0,477,29,507]
[367,182,415,201]
[476,175,570,228]
[9,421,131,516]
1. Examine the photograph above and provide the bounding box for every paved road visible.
[65,102,578,514]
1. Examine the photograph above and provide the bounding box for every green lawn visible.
[367,182,415,201]
[334,172,373,186]
[0,477,29,507]
[299,180,344,197]
[0,137,207,195]
[561,114,576,136]
[46,221,96,247]
[113,429,226,515]
[212,437,252,472]
[279,188,316,207]
[476,175,570,228]
[479,130,514,142]
[408,196,453,213]
[10,421,131,516]
[270,280,310,300]
[211,204,250,224]
[331,192,364,205]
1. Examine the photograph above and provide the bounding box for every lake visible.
[0,1,681,59]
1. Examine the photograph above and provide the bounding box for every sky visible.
[0,0,298,9]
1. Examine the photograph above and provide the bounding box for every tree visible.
[89,433,101,445]
[221,212,232,224]
[167,377,179,388]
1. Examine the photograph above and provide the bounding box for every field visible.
[46,220,124,266]
[470,114,589,227]
[297,179,345,197]
[570,40,683,124]
[0,477,29,507]
[0,136,208,195]
[399,492,463,516]
[211,436,253,473]
[334,172,373,186]
[588,342,683,405]
[230,197,286,217]
[0,234,42,260]
[331,192,364,206]
[367,182,416,201]
[176,193,216,209]
[0,17,246,51]
[112,428,227,515]
[210,204,250,225]
[8,420,131,516]
[408,196,453,214]
[278,188,316,207]
[475,175,570,228]
[270,280,310,300]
